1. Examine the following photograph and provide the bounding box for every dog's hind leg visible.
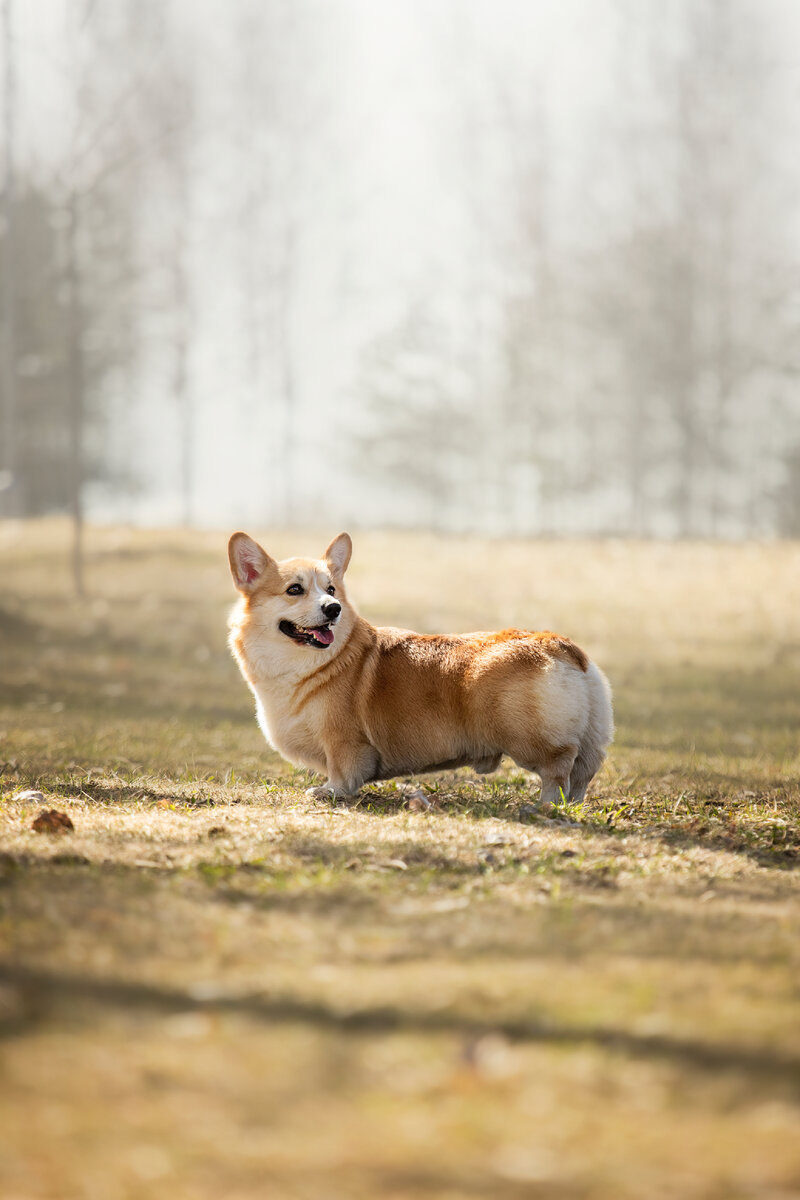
[515,746,578,806]
[566,754,596,804]
[567,742,606,803]
[538,749,578,805]
[568,663,614,803]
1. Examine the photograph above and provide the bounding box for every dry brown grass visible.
[1,519,799,1199]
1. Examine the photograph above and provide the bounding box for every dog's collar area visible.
[279,619,335,648]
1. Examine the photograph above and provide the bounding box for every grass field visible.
[1,519,799,1200]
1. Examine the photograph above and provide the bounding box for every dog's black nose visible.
[322,600,341,620]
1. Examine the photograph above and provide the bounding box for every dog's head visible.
[228,532,354,665]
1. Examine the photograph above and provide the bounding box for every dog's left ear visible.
[324,532,352,577]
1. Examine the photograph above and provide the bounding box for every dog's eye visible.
[286,583,304,596]
[326,585,335,595]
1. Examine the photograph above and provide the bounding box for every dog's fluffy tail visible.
[569,663,614,803]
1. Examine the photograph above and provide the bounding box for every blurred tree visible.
[231,0,334,527]
[492,79,565,535]
[40,0,182,588]
[0,174,137,521]
[598,0,797,536]
[58,30,135,591]
[0,186,71,515]
[390,15,568,537]
[776,442,800,537]
[0,0,17,518]
[355,304,477,530]
[143,29,197,527]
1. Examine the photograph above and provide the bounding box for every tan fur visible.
[227,532,613,803]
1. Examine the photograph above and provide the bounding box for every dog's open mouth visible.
[279,619,335,649]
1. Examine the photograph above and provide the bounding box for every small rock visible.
[461,1032,514,1079]
[187,981,226,1002]
[15,790,45,803]
[165,1011,213,1039]
[518,804,540,822]
[405,788,432,812]
[32,809,74,834]
[207,826,227,838]
[396,783,432,811]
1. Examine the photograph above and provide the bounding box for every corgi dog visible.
[228,532,613,804]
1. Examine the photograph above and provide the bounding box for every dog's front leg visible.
[305,741,378,801]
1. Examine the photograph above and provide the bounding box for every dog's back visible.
[357,627,612,803]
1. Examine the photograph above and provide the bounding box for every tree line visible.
[1,0,799,582]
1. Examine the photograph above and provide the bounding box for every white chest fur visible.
[251,682,327,774]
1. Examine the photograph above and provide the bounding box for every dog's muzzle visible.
[279,619,336,648]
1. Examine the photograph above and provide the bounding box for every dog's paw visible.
[305,785,338,801]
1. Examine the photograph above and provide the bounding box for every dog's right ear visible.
[228,532,274,593]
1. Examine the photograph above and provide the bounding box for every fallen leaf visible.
[32,809,74,834]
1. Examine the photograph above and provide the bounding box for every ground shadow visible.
[1,960,798,1094]
[312,786,800,872]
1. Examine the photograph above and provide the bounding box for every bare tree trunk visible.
[276,218,297,527]
[706,184,736,537]
[627,392,648,536]
[175,307,192,528]
[0,0,17,517]
[172,191,192,528]
[64,192,86,597]
[495,82,554,536]
[672,313,697,538]
[673,60,699,539]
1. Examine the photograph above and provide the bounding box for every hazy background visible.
[2,0,800,545]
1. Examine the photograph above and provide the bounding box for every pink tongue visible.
[313,627,335,645]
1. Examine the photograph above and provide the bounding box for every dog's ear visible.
[228,532,275,593]
[324,532,352,577]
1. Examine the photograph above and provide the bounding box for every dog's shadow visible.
[312,781,799,873]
